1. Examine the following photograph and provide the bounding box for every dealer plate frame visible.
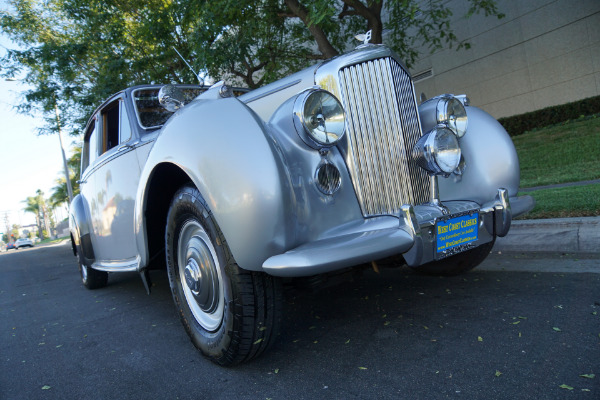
[434,210,480,260]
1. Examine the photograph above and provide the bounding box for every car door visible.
[82,95,142,268]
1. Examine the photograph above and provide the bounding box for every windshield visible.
[132,87,205,129]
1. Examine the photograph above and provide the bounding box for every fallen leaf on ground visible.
[552,327,562,332]
[495,371,502,377]
[579,374,595,379]
[42,386,51,390]
[559,384,573,390]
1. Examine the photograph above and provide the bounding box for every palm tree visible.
[50,144,81,209]
[36,190,52,239]
[23,196,42,238]
[22,190,53,239]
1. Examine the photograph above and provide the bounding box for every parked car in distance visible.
[6,242,16,250]
[15,238,34,249]
[70,42,534,366]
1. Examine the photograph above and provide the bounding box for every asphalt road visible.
[1,242,599,400]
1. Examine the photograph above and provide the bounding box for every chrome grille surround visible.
[335,56,431,217]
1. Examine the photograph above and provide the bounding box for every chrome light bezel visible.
[412,125,462,176]
[314,161,342,195]
[435,95,468,138]
[293,89,346,149]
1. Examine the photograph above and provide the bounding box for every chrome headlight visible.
[436,96,468,138]
[412,125,461,175]
[294,89,345,148]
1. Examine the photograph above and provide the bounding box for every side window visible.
[81,119,98,173]
[101,101,120,154]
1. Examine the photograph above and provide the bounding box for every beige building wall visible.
[407,0,600,119]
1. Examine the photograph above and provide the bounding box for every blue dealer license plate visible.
[436,213,479,253]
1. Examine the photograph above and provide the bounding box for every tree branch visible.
[283,0,339,59]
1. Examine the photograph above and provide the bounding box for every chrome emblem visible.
[354,30,372,45]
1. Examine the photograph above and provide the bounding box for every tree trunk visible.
[284,0,339,59]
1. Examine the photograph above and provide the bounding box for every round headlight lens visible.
[298,90,345,146]
[437,97,468,138]
[413,126,461,175]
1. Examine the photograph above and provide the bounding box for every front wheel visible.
[415,238,496,276]
[166,185,282,366]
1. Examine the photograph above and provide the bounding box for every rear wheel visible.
[416,238,495,276]
[166,185,282,366]
[77,250,108,289]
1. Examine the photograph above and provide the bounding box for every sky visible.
[0,36,76,232]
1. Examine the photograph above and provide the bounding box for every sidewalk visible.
[493,216,600,254]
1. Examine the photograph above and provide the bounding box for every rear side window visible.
[102,101,120,153]
[81,119,98,173]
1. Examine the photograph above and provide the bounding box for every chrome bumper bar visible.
[262,189,534,277]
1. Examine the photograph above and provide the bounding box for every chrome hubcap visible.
[80,263,88,281]
[178,220,224,332]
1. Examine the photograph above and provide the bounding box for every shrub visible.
[497,95,600,137]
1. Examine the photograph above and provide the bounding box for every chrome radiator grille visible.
[338,57,430,217]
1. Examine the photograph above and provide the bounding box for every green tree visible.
[22,189,52,239]
[1,0,503,135]
[22,195,42,238]
[49,143,81,208]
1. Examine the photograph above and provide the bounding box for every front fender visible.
[438,106,520,204]
[69,194,95,264]
[135,97,289,271]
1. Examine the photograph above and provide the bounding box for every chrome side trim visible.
[92,256,141,272]
[242,79,302,103]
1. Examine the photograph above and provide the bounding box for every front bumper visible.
[262,189,534,277]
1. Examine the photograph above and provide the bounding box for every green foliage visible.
[49,143,81,207]
[1,0,504,136]
[22,189,54,239]
[498,96,600,137]
[513,116,600,188]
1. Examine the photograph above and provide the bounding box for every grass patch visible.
[38,236,70,245]
[517,184,600,219]
[513,116,600,188]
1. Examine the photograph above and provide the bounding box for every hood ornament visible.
[354,30,372,46]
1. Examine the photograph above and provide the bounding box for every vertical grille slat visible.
[339,57,430,217]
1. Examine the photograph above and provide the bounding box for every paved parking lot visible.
[1,242,599,399]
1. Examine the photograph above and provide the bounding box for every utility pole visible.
[3,212,10,242]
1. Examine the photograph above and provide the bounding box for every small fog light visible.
[315,162,341,195]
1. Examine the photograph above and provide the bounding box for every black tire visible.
[166,185,282,366]
[77,249,108,289]
[416,238,496,276]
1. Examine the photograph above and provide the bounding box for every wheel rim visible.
[80,263,88,281]
[177,220,224,332]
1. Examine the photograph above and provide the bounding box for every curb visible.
[493,216,600,254]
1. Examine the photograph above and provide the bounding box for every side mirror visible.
[158,85,185,112]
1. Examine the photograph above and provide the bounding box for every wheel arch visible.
[135,97,290,272]
[140,162,192,270]
[69,194,95,265]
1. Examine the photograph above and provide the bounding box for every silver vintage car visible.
[69,43,534,365]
